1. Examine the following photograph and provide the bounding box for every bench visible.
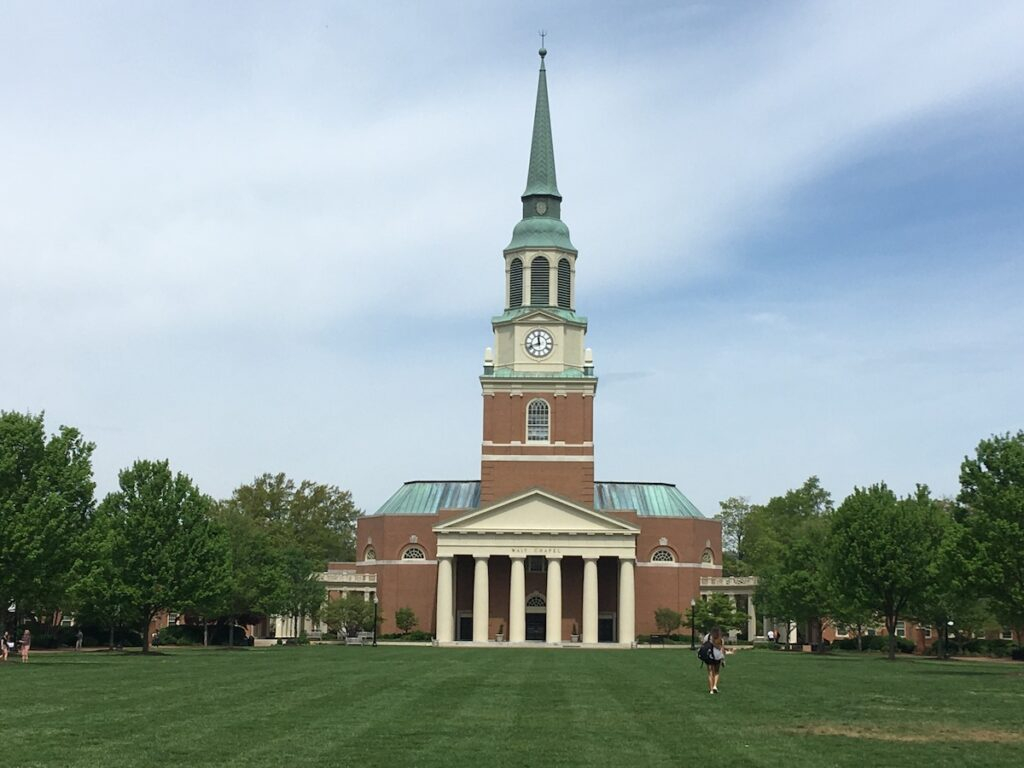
[648,634,666,646]
[345,636,363,646]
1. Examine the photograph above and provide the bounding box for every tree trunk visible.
[229,618,235,647]
[108,624,115,651]
[203,620,208,647]
[885,614,897,660]
[856,623,863,652]
[142,620,150,654]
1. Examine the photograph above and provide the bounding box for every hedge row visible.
[156,624,251,646]
[833,636,917,653]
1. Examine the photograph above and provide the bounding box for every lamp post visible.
[372,593,379,648]
[689,599,697,650]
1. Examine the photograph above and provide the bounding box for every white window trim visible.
[526,398,550,443]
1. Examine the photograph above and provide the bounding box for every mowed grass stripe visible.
[4,646,1023,767]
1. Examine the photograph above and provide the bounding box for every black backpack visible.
[697,639,716,665]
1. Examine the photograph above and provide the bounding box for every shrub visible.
[1011,647,1024,662]
[834,635,915,654]
[157,624,249,646]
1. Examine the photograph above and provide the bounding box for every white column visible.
[545,556,562,643]
[618,558,635,646]
[436,556,454,643]
[509,555,526,643]
[582,557,599,644]
[747,593,757,640]
[473,556,490,642]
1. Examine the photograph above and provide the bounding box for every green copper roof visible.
[491,307,587,326]
[523,48,560,198]
[374,481,481,516]
[506,216,576,252]
[484,368,591,379]
[370,481,705,518]
[594,482,706,519]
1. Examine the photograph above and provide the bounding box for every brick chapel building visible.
[355,48,729,645]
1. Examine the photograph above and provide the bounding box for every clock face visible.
[535,200,548,215]
[524,328,554,358]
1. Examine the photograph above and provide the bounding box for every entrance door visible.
[598,615,615,643]
[457,613,473,641]
[525,613,546,641]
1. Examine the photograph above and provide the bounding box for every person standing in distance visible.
[20,628,31,663]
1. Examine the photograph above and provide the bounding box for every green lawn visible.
[2,646,1021,767]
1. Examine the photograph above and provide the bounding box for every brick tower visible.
[479,46,597,506]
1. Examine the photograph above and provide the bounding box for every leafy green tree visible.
[223,473,360,565]
[395,607,418,635]
[693,594,748,635]
[654,607,683,636]
[324,594,375,635]
[906,502,979,659]
[99,460,230,653]
[745,477,833,648]
[716,496,753,575]
[829,483,947,660]
[68,505,139,648]
[0,411,95,629]
[211,508,293,645]
[959,431,1024,646]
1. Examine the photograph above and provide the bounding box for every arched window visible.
[651,548,675,563]
[701,548,714,564]
[509,258,523,308]
[530,256,549,305]
[364,547,376,561]
[401,546,425,560]
[557,258,571,308]
[527,399,549,442]
[526,594,546,608]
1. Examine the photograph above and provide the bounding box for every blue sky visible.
[2,1,1022,517]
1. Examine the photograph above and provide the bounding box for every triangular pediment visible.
[434,489,639,535]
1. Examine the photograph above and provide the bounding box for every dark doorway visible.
[458,615,473,641]
[525,613,546,641]
[598,617,614,643]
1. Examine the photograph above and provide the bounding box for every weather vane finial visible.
[539,30,547,59]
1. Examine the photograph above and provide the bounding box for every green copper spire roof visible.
[506,46,575,252]
[523,47,560,199]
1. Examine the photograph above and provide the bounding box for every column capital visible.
[582,555,599,563]
[474,554,490,562]
[509,553,527,562]
[545,554,563,561]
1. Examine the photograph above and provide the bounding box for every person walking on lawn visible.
[20,628,31,663]
[705,626,726,694]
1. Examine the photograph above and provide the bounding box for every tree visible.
[0,411,96,629]
[211,508,293,645]
[693,594,748,635]
[223,473,360,565]
[959,431,1024,647]
[716,496,753,575]
[829,483,947,660]
[99,460,230,653]
[395,607,418,635]
[906,502,979,659]
[744,477,833,648]
[654,607,683,636]
[69,505,140,649]
[324,594,375,635]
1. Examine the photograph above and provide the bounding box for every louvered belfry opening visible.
[557,258,571,308]
[509,257,523,308]
[531,255,549,305]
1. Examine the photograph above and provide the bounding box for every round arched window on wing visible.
[402,546,426,560]
[651,548,675,563]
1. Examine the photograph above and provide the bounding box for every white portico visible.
[433,489,640,646]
